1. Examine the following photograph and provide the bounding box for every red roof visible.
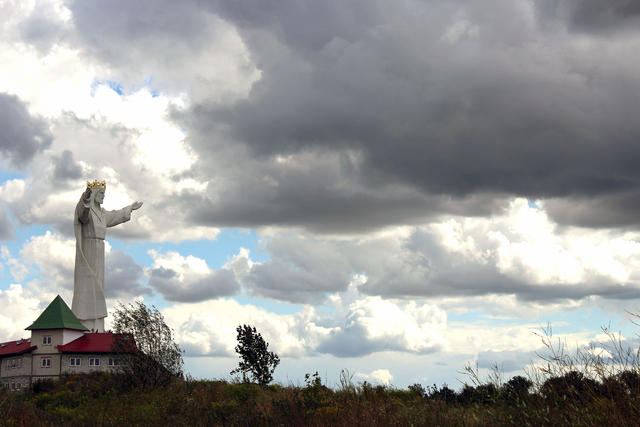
[57,333,136,353]
[0,338,37,356]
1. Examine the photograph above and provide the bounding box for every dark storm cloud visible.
[171,0,640,230]
[207,0,386,52]
[181,144,508,232]
[544,192,640,229]
[105,250,152,298]
[148,266,239,302]
[568,0,640,32]
[42,0,640,232]
[0,93,52,168]
[52,150,83,182]
[538,0,640,33]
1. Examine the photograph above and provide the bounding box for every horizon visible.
[2,0,640,389]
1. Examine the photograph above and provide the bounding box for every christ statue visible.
[72,180,143,332]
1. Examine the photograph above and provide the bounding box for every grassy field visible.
[2,325,640,425]
[1,366,639,426]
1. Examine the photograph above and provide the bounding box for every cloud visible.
[148,250,240,302]
[0,179,25,203]
[66,0,259,101]
[162,298,320,357]
[0,21,223,242]
[0,205,14,240]
[176,0,640,231]
[51,150,83,182]
[0,93,51,167]
[5,0,640,235]
[0,284,44,340]
[355,368,394,386]
[105,250,152,299]
[476,349,538,373]
[564,0,640,33]
[1,246,27,281]
[230,199,640,306]
[19,231,150,300]
[0,82,220,242]
[21,231,75,292]
[17,0,71,54]
[242,235,353,303]
[316,292,447,357]
[162,282,447,359]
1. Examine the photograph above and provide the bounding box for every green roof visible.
[26,295,88,331]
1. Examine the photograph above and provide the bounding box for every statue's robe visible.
[72,194,132,323]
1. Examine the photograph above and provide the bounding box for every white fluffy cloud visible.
[161,279,447,359]
[162,298,323,357]
[0,3,239,242]
[0,179,25,203]
[0,284,48,340]
[148,250,240,302]
[236,199,640,306]
[355,369,394,385]
[0,249,27,284]
[20,231,74,293]
[432,198,640,286]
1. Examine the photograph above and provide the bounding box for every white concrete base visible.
[80,317,105,332]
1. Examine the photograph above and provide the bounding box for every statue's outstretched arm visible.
[105,201,143,228]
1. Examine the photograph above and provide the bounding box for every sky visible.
[2,0,640,389]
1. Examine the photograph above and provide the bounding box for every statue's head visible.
[86,180,106,204]
[93,188,105,204]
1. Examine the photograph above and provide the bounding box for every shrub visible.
[502,375,532,403]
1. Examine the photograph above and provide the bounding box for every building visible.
[0,295,128,391]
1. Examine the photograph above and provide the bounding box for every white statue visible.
[72,180,143,332]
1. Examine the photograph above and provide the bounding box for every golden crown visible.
[86,179,106,189]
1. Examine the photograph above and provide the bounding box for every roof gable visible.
[26,295,88,331]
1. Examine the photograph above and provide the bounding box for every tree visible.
[111,301,184,387]
[231,324,280,386]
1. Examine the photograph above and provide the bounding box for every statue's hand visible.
[131,201,143,210]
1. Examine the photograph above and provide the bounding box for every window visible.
[41,358,51,368]
[16,383,21,390]
[70,358,81,367]
[17,359,21,368]
[43,336,52,345]
[108,358,119,366]
[89,358,100,366]
[10,383,14,390]
[10,359,15,368]
[6,360,9,368]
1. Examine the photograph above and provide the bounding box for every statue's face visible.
[94,188,105,204]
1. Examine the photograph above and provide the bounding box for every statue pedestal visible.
[80,318,105,332]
